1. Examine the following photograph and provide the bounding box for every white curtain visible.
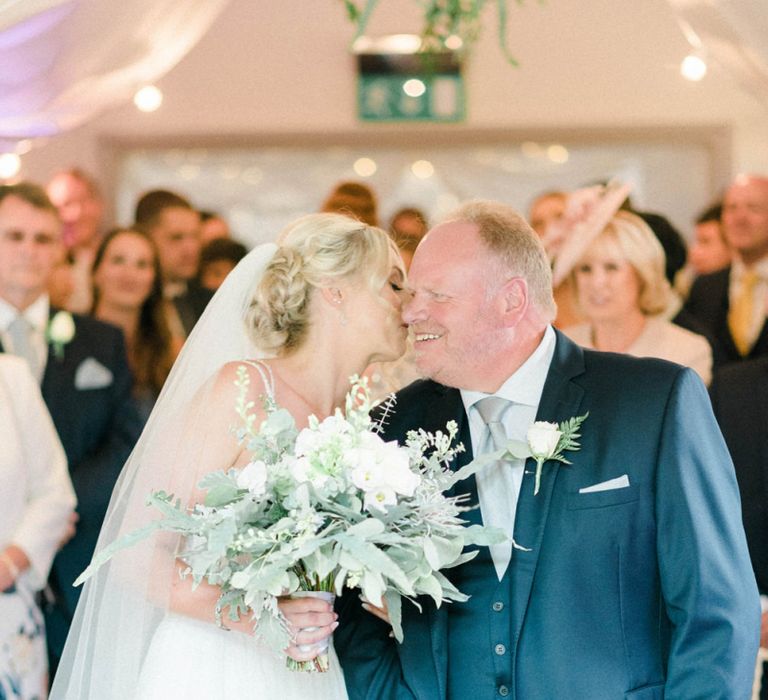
[0,0,230,151]
[666,0,768,106]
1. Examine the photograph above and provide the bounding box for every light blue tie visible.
[474,396,515,579]
[8,315,42,382]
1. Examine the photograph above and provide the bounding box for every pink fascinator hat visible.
[547,181,632,287]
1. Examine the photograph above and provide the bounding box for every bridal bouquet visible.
[78,368,506,672]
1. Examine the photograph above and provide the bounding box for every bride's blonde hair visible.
[246,213,397,354]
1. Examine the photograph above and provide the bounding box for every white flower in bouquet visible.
[349,432,420,505]
[236,459,268,496]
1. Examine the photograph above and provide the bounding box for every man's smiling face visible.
[403,220,505,389]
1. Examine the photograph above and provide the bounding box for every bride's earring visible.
[334,300,348,326]
[329,288,347,326]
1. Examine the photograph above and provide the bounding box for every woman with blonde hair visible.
[563,210,713,384]
[51,213,407,699]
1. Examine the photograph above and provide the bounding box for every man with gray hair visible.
[337,200,759,699]
[0,182,141,677]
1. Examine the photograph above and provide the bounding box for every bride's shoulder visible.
[213,360,275,400]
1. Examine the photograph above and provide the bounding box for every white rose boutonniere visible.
[527,413,589,495]
[46,311,76,359]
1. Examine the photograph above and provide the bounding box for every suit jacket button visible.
[499,685,510,697]
[494,643,506,655]
[492,601,504,612]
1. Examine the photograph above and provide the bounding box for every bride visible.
[50,213,408,699]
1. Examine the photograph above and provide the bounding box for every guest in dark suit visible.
[134,189,212,338]
[684,175,768,366]
[0,183,142,675]
[711,356,768,697]
[336,200,759,699]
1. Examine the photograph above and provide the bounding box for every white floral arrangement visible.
[77,369,506,672]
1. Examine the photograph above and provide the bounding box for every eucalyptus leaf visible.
[385,589,404,643]
[74,520,164,586]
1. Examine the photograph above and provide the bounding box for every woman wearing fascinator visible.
[50,213,408,699]
[558,205,713,385]
[536,184,628,328]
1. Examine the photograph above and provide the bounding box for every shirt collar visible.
[732,255,768,281]
[0,294,50,333]
[462,325,557,411]
[164,281,188,299]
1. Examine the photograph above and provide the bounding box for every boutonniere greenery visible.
[526,413,589,495]
[46,311,76,359]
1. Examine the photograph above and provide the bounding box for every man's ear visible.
[498,277,529,326]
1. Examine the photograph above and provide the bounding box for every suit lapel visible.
[41,308,65,394]
[509,332,586,644]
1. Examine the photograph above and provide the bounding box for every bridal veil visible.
[50,243,278,698]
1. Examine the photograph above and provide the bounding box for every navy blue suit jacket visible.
[336,332,760,699]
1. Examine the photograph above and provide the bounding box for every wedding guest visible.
[337,199,759,699]
[0,182,142,677]
[563,210,713,384]
[199,210,231,244]
[710,357,768,698]
[389,207,428,271]
[690,203,732,275]
[528,189,566,238]
[634,211,688,287]
[197,237,248,292]
[46,168,106,314]
[684,174,768,365]
[0,355,76,700]
[675,203,732,300]
[134,189,211,338]
[545,184,631,329]
[321,181,379,226]
[92,228,181,422]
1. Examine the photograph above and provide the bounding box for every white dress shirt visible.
[729,256,768,350]
[0,295,50,380]
[461,325,556,579]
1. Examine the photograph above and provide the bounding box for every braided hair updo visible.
[246,213,396,354]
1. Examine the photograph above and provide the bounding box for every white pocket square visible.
[579,474,630,494]
[75,358,113,390]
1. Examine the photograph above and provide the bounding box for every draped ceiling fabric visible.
[666,0,768,107]
[0,0,231,152]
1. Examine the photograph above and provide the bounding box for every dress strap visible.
[241,360,276,403]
